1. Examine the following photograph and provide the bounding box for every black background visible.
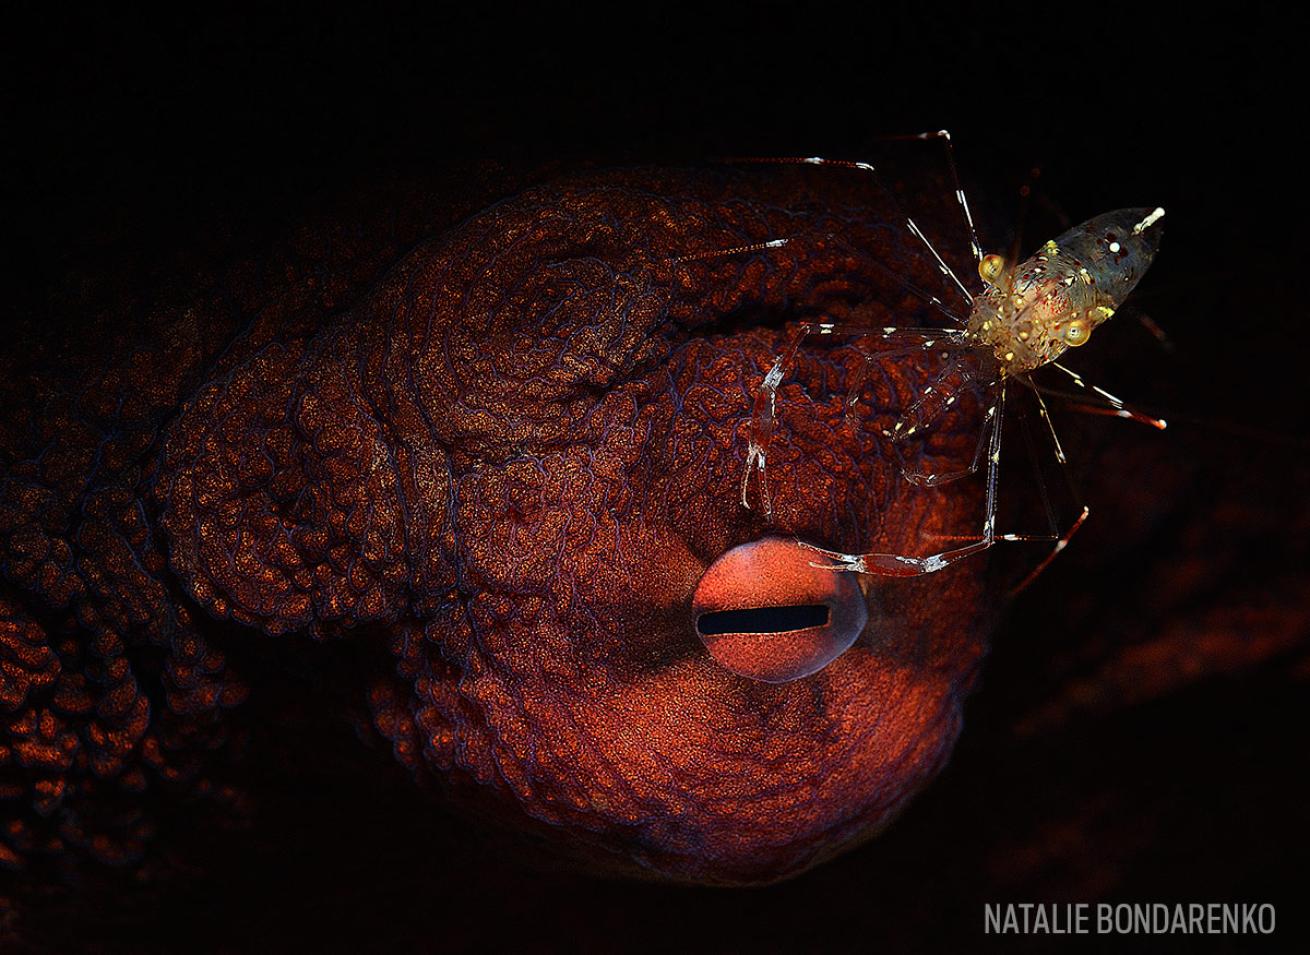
[5,4,1308,953]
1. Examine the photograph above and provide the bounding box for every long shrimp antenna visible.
[668,237,791,265]
[719,151,976,310]
[670,229,968,327]
[814,130,986,267]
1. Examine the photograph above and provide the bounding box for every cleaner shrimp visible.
[729,132,1167,583]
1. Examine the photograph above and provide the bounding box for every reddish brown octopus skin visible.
[0,165,996,892]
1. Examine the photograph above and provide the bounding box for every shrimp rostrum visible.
[736,138,1167,579]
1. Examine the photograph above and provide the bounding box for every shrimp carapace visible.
[969,208,1166,377]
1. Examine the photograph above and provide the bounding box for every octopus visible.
[1,162,1306,950]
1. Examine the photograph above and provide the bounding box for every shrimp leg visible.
[1048,362,1168,430]
[742,322,971,516]
[800,379,1007,576]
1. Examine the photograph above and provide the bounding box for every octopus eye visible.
[691,538,868,683]
[1062,319,1091,346]
[978,253,1007,285]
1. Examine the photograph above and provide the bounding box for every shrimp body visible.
[967,208,1166,377]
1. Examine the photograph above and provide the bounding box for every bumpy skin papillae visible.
[0,166,993,902]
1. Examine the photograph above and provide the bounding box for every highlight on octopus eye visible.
[691,537,868,683]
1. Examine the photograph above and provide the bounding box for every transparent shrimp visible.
[729,134,1167,581]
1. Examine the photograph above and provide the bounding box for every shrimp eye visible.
[1062,319,1091,346]
[978,253,1006,285]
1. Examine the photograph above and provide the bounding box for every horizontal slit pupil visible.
[697,604,830,636]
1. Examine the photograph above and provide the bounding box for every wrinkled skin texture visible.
[0,165,997,900]
[4,160,1309,951]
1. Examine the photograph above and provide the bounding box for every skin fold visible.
[0,165,999,893]
[5,7,1306,948]
[5,159,1310,954]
